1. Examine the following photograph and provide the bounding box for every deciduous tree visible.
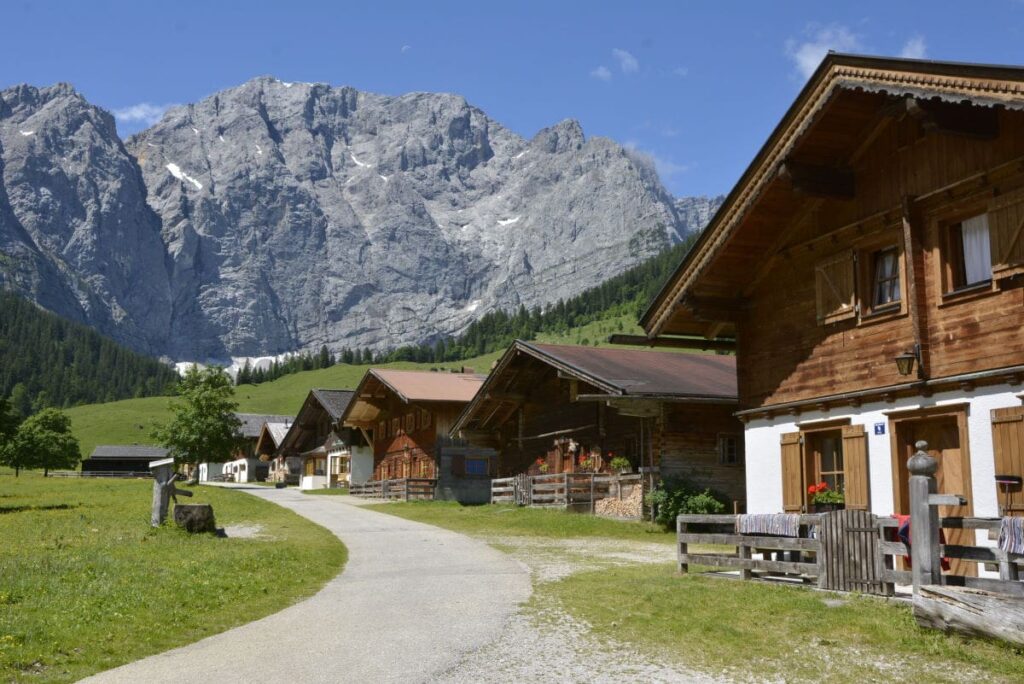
[1,408,80,476]
[152,366,241,474]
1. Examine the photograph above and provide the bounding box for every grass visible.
[64,311,649,457]
[543,563,1024,683]
[366,500,674,544]
[0,472,346,683]
[370,501,1024,683]
[301,488,349,496]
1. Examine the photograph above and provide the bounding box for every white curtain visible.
[961,213,992,285]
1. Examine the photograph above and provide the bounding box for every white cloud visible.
[590,65,612,81]
[112,102,178,127]
[401,44,412,54]
[900,35,927,59]
[785,24,864,80]
[612,48,639,74]
[672,66,689,78]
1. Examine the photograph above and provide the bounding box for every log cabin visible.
[275,389,371,489]
[638,55,1024,565]
[340,368,494,503]
[451,341,745,506]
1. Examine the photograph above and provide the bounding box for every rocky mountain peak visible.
[1,78,719,362]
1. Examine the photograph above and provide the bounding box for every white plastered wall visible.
[744,383,1021,518]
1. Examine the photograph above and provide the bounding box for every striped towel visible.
[998,516,1024,555]
[736,513,802,537]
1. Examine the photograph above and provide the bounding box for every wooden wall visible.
[371,397,465,480]
[658,403,746,506]
[738,108,1024,408]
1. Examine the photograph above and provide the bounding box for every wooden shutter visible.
[780,432,804,512]
[815,251,857,323]
[988,188,1024,277]
[841,425,870,510]
[992,407,1024,513]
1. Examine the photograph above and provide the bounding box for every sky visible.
[2,1,1024,197]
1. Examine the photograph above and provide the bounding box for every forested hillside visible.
[0,292,179,414]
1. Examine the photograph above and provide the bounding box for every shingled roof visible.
[310,389,356,420]
[235,413,294,439]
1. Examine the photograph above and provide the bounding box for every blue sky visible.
[2,1,1023,197]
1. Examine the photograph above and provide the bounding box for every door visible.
[896,415,975,576]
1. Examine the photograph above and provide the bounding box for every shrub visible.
[645,477,727,529]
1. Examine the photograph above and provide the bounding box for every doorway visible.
[893,412,975,576]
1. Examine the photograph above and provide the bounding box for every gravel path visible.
[81,486,531,684]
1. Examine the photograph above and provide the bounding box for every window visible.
[811,431,845,494]
[718,434,741,465]
[420,409,432,430]
[465,457,489,476]
[871,247,901,308]
[947,213,992,291]
[392,417,401,436]
[406,412,416,433]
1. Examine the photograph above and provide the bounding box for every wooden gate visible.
[818,509,885,593]
[513,473,531,506]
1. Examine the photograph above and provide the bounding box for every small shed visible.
[81,445,170,475]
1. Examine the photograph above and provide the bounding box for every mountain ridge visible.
[0,77,722,362]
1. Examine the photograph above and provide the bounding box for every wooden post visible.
[739,542,752,581]
[590,474,595,514]
[678,517,689,574]
[908,440,942,594]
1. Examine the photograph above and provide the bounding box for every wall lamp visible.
[895,345,922,378]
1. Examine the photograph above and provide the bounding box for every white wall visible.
[744,383,1020,517]
[300,475,328,490]
[198,462,224,482]
[224,458,262,483]
[350,445,374,485]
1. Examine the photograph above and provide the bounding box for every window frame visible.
[717,433,741,466]
[937,205,996,299]
[854,230,908,322]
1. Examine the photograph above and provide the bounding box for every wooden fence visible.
[491,473,643,512]
[50,470,152,478]
[349,478,437,501]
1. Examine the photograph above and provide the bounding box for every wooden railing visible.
[877,517,1024,597]
[349,478,437,501]
[491,473,642,510]
[677,514,823,583]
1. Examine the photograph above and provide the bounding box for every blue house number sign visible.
[873,422,886,436]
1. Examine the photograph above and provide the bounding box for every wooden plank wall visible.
[737,108,1024,408]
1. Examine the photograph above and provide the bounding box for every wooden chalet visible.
[451,341,745,506]
[638,54,1024,570]
[275,389,369,489]
[341,369,493,503]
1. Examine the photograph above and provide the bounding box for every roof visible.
[235,413,293,439]
[264,422,291,448]
[342,369,486,426]
[367,369,485,403]
[87,445,170,460]
[641,52,1024,338]
[451,341,737,435]
[310,389,356,420]
[524,343,737,397]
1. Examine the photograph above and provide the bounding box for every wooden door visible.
[898,416,975,576]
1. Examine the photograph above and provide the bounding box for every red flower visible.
[807,484,816,494]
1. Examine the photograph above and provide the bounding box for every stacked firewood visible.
[595,483,643,519]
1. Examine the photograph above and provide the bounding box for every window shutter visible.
[780,432,804,512]
[992,407,1024,513]
[841,425,870,511]
[450,453,465,477]
[988,188,1024,277]
[815,251,857,323]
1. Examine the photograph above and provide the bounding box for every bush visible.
[645,478,726,529]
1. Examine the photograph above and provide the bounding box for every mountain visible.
[1,78,715,361]
[674,195,724,232]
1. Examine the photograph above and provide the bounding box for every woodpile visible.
[595,482,643,519]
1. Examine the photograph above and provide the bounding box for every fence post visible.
[405,478,410,502]
[908,440,942,594]
[590,474,595,514]
[678,517,689,574]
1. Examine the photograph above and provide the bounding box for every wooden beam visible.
[607,334,736,351]
[887,96,999,139]
[778,158,855,199]
[486,391,527,403]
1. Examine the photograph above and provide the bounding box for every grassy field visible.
[0,473,346,683]
[371,501,1024,683]
[368,500,674,544]
[301,488,349,496]
[64,312,645,456]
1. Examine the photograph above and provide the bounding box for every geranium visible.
[810,481,844,504]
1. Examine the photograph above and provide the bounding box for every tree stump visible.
[173,504,217,534]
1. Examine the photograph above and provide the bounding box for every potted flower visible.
[608,456,632,475]
[577,454,594,472]
[535,457,549,474]
[808,481,844,512]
